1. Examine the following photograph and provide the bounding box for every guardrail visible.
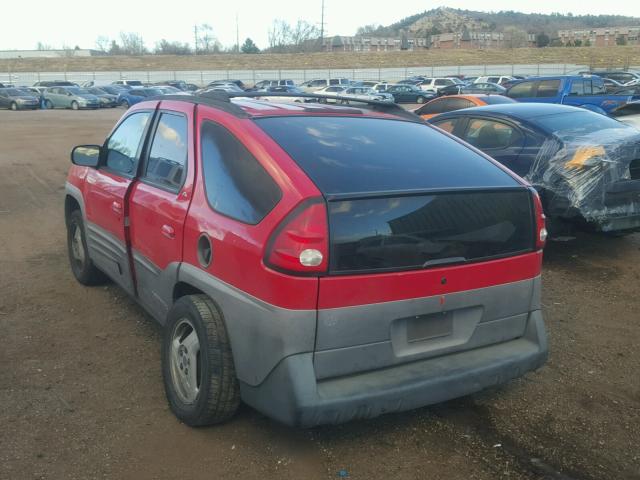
[2,64,639,86]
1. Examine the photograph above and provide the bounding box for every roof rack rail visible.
[161,91,423,122]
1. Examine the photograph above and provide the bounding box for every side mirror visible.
[71,145,101,167]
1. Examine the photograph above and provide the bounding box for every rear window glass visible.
[536,80,561,98]
[532,111,633,139]
[255,116,517,195]
[329,190,534,273]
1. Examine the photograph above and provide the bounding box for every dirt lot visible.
[1,46,639,72]
[0,109,639,480]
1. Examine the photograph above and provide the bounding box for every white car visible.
[474,76,515,86]
[339,86,394,103]
[419,77,464,93]
[313,86,347,102]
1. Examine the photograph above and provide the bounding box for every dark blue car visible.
[118,88,164,108]
[429,103,640,234]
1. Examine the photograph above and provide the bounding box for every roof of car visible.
[154,93,421,121]
[432,102,585,120]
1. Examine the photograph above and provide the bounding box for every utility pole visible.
[320,0,325,51]
[194,25,198,55]
[236,14,240,53]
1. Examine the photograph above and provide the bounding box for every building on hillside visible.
[429,31,536,49]
[558,27,640,46]
[322,34,429,52]
[322,30,536,52]
[0,49,104,59]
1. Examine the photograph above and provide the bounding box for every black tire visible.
[10,102,18,111]
[67,209,106,285]
[45,99,54,109]
[121,100,130,108]
[416,96,426,104]
[71,101,79,110]
[162,295,240,426]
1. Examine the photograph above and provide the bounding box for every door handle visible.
[111,201,123,215]
[161,224,175,239]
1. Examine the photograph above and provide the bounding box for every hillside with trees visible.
[359,7,640,38]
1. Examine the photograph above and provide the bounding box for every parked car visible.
[153,80,190,91]
[43,87,101,110]
[429,103,640,233]
[96,85,129,96]
[602,78,624,93]
[372,82,392,92]
[299,78,351,92]
[338,86,394,103]
[64,94,547,427]
[438,82,507,96]
[314,86,347,102]
[0,87,40,110]
[506,75,638,115]
[34,80,79,88]
[419,77,464,94]
[154,85,191,96]
[386,84,433,103]
[590,70,640,86]
[118,88,164,108]
[113,80,144,87]
[198,84,244,94]
[415,94,516,120]
[85,87,118,108]
[255,85,308,102]
[474,76,515,86]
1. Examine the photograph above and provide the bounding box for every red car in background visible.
[64,93,548,427]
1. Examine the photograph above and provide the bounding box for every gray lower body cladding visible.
[241,310,547,427]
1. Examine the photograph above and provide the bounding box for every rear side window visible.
[536,80,560,98]
[463,119,522,150]
[255,116,518,195]
[200,121,281,224]
[431,118,459,133]
[508,81,534,98]
[144,112,188,190]
[105,112,152,176]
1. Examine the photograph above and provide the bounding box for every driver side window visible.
[105,112,152,176]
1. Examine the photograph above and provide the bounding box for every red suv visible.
[65,94,548,427]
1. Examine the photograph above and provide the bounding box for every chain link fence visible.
[3,63,636,86]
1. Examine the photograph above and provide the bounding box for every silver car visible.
[0,87,40,110]
[339,86,394,103]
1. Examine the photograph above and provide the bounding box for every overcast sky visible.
[2,1,638,51]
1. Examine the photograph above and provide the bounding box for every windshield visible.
[4,88,24,96]
[533,111,633,139]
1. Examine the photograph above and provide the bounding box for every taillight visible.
[265,199,329,274]
[531,189,547,250]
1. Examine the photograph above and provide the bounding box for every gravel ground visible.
[0,108,638,480]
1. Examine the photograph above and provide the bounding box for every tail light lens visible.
[531,189,547,250]
[265,199,329,274]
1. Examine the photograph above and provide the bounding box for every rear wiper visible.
[422,257,466,268]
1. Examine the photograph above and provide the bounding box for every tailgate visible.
[315,189,539,379]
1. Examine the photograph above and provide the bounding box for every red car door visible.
[128,101,195,321]
[84,109,155,295]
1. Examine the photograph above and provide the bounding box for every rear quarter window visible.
[200,121,281,224]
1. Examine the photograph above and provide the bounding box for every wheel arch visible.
[64,182,87,227]
[173,281,205,302]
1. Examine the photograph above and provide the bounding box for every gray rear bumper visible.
[240,310,547,427]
